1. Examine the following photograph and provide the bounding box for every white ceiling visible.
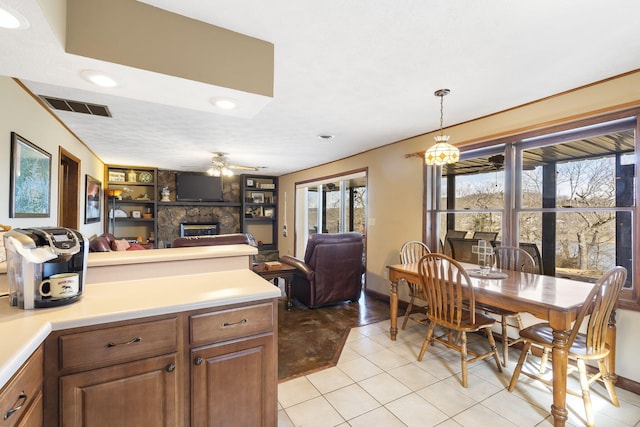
[1,0,640,176]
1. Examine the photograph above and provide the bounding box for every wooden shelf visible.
[158,201,241,207]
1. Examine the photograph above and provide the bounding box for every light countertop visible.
[0,268,280,389]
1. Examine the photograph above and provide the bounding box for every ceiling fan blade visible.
[229,164,260,171]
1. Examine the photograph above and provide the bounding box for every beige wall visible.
[277,70,640,382]
[0,77,104,236]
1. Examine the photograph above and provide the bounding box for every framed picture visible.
[264,207,275,218]
[9,132,51,218]
[131,210,142,219]
[245,206,263,217]
[84,175,102,224]
[246,178,255,187]
[251,192,264,204]
[108,170,126,182]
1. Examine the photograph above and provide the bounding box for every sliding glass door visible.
[295,171,367,256]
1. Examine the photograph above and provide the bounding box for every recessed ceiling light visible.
[211,97,237,110]
[317,134,334,140]
[80,70,118,88]
[0,6,29,29]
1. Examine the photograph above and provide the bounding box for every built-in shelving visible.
[241,175,278,250]
[105,165,158,247]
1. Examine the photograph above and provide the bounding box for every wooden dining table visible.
[387,262,615,427]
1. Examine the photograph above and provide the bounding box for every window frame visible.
[425,107,640,311]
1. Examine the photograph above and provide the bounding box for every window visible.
[428,112,639,309]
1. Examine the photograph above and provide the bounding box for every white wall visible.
[277,71,640,383]
[0,77,104,236]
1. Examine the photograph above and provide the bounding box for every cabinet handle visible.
[222,319,247,327]
[194,357,203,365]
[3,391,27,420]
[166,363,176,372]
[106,337,142,348]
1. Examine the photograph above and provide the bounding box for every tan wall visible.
[0,77,105,236]
[277,70,640,382]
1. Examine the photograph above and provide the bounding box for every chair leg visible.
[460,331,468,388]
[401,296,415,330]
[485,328,503,372]
[577,359,595,427]
[501,315,509,367]
[539,347,550,374]
[597,358,620,407]
[417,322,435,362]
[508,341,531,392]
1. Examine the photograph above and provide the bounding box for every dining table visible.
[387,262,617,427]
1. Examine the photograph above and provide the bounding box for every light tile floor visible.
[278,318,640,427]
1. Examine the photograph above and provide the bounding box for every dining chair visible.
[417,253,503,388]
[472,231,499,241]
[399,240,431,329]
[447,237,479,263]
[481,246,537,366]
[442,229,468,257]
[508,266,627,427]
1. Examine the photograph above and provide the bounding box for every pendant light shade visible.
[425,89,459,166]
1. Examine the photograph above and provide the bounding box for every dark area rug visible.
[277,291,390,381]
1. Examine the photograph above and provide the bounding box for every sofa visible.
[89,233,147,252]
[280,232,365,308]
[171,233,257,248]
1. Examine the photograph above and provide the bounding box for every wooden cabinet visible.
[44,315,181,427]
[241,175,278,250]
[189,303,277,426]
[105,165,158,247]
[59,354,178,427]
[191,335,275,427]
[44,300,277,427]
[0,347,43,427]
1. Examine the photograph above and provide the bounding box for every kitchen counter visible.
[0,268,280,389]
[0,243,258,292]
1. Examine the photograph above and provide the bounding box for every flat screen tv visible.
[176,173,223,202]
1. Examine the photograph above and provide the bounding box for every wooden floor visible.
[278,291,390,380]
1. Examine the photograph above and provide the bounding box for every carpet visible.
[277,292,390,381]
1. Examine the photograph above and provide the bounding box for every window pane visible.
[521,129,636,208]
[518,211,633,287]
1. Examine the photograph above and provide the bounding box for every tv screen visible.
[176,174,223,202]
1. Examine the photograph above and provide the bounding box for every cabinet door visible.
[60,353,178,427]
[191,334,276,427]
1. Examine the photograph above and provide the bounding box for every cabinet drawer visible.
[191,303,274,346]
[59,317,177,371]
[0,347,43,427]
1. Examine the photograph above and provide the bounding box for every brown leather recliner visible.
[280,232,365,308]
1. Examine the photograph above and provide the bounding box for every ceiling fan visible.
[206,152,260,177]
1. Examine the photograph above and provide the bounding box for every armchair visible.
[280,232,365,308]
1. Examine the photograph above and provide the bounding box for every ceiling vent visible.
[39,95,112,117]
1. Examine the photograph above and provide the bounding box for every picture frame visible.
[9,132,51,218]
[246,178,255,187]
[252,192,265,204]
[263,207,275,218]
[84,175,102,224]
[245,206,263,217]
[108,170,126,182]
[131,210,141,219]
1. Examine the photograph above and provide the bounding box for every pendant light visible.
[425,89,459,165]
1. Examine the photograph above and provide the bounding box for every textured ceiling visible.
[2,0,640,176]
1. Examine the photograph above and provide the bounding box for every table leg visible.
[551,328,570,427]
[283,276,295,311]
[390,279,398,341]
[606,308,618,383]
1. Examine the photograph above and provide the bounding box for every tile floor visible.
[277,318,640,427]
